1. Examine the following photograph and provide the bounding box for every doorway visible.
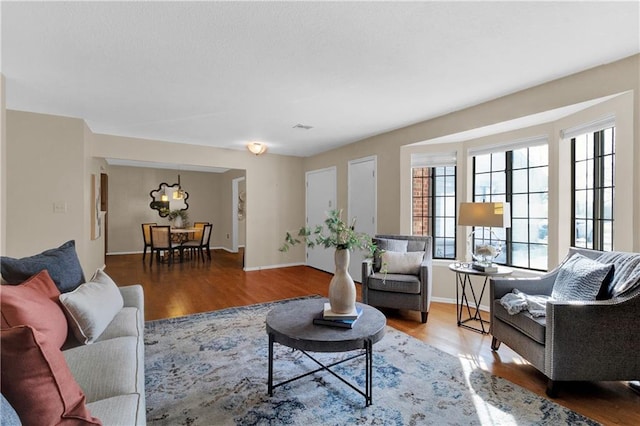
[348,156,377,282]
[305,167,337,273]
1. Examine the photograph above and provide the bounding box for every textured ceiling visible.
[2,1,639,157]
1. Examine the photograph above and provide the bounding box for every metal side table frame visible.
[449,263,512,334]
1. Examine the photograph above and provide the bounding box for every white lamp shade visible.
[247,142,267,155]
[458,202,511,228]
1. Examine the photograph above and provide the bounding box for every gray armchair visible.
[490,247,640,396]
[361,235,432,323]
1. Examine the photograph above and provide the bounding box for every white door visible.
[348,156,377,282]
[306,167,337,273]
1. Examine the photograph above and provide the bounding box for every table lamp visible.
[458,202,511,269]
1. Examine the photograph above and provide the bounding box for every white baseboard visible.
[243,262,305,272]
[431,296,490,313]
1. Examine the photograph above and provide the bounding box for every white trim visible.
[430,296,490,313]
[560,114,616,140]
[231,176,245,253]
[411,151,457,168]
[243,262,305,271]
[467,134,548,157]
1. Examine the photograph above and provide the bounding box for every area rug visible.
[145,297,598,425]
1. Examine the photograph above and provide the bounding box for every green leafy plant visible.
[279,209,375,254]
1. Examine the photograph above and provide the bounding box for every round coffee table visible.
[266,298,386,406]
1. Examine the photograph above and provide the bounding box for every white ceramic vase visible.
[328,249,356,314]
[173,215,183,229]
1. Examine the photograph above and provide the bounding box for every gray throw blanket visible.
[500,289,550,317]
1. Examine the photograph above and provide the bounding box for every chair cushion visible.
[381,251,424,275]
[0,325,101,426]
[59,269,124,344]
[0,240,85,293]
[63,336,140,403]
[407,239,428,252]
[0,270,68,349]
[492,300,546,345]
[367,273,421,294]
[551,253,614,301]
[372,238,408,272]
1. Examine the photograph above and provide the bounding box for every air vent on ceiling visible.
[293,124,313,130]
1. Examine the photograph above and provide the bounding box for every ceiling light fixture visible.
[247,142,267,156]
[173,174,186,200]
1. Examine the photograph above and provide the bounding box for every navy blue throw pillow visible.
[1,240,85,293]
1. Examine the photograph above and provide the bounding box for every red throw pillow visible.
[0,270,68,349]
[0,325,102,425]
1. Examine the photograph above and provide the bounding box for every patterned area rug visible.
[145,297,598,425]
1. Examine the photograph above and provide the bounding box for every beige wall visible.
[305,56,639,248]
[2,55,638,302]
[303,54,639,306]
[1,75,6,256]
[105,166,246,254]
[216,170,246,250]
[91,134,304,269]
[4,111,105,277]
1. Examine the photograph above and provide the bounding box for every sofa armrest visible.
[361,259,373,303]
[490,273,557,300]
[119,285,144,311]
[545,292,640,380]
[362,258,373,280]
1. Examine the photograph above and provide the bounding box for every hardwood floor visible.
[105,249,639,425]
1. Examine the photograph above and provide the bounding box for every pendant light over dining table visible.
[173,174,186,200]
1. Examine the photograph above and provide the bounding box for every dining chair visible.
[150,225,181,266]
[190,222,209,243]
[181,224,212,262]
[141,223,157,262]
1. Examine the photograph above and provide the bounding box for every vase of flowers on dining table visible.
[168,209,189,229]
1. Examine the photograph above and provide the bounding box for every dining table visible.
[170,227,197,244]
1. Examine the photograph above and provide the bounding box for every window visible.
[412,166,456,259]
[571,127,615,251]
[472,144,548,270]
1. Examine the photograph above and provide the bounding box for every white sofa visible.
[1,284,146,426]
[62,284,146,425]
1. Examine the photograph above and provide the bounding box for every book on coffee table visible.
[321,302,360,320]
[313,306,363,329]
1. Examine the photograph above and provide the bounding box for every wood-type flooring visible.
[105,249,639,425]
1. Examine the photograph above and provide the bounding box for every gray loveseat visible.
[490,247,640,396]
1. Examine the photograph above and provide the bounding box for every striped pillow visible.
[552,254,614,302]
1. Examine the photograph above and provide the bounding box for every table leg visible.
[456,272,490,334]
[455,272,461,325]
[268,333,274,396]
[365,339,373,406]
